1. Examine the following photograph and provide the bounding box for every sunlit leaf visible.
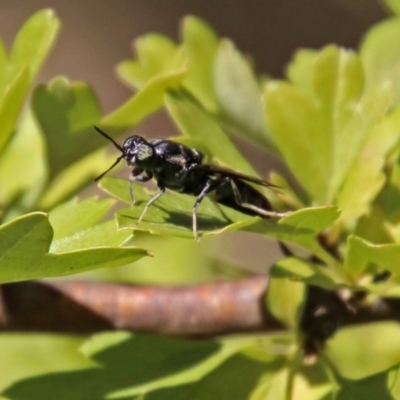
[117,34,183,89]
[0,212,148,283]
[270,257,346,291]
[165,91,257,176]
[360,17,400,105]
[265,45,392,213]
[182,16,219,113]
[48,197,133,253]
[266,275,306,330]
[214,40,269,148]
[344,235,400,280]
[4,332,252,399]
[325,322,400,379]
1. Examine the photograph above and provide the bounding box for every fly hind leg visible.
[192,179,219,241]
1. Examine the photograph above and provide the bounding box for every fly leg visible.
[230,179,289,218]
[192,178,218,241]
[129,168,152,205]
[136,182,165,226]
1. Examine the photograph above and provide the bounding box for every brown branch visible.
[2,277,400,346]
[0,277,283,336]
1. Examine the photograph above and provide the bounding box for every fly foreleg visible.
[136,181,165,226]
[129,168,153,205]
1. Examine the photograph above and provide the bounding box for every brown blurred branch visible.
[0,277,283,336]
[2,277,400,343]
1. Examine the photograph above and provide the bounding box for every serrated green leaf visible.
[0,334,93,394]
[0,39,8,95]
[145,354,269,400]
[0,66,30,152]
[250,361,332,400]
[360,17,400,105]
[250,367,289,400]
[344,235,400,280]
[3,333,250,400]
[270,257,346,291]
[165,91,257,176]
[245,206,342,268]
[0,112,48,221]
[264,80,328,201]
[265,45,392,210]
[99,178,258,240]
[117,34,183,89]
[182,16,219,113]
[334,368,398,400]
[102,69,185,130]
[287,49,318,95]
[0,9,59,154]
[269,171,309,209]
[48,197,133,253]
[266,275,306,330]
[382,0,400,16]
[0,212,147,283]
[32,77,102,178]
[214,40,269,147]
[325,322,400,379]
[10,9,59,81]
[336,100,400,221]
[49,197,115,239]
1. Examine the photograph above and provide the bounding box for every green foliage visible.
[2,6,400,400]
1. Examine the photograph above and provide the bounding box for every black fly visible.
[94,126,287,241]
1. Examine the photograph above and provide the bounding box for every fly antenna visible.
[94,125,125,181]
[94,125,124,152]
[94,154,124,182]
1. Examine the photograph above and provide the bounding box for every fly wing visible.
[201,164,279,189]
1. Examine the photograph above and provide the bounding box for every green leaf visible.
[116,34,183,89]
[360,17,400,105]
[0,9,59,154]
[335,91,400,222]
[10,9,59,82]
[249,367,290,400]
[344,235,400,280]
[0,108,46,214]
[165,91,258,176]
[214,40,269,148]
[250,361,332,400]
[287,49,318,95]
[266,275,306,330]
[0,334,93,394]
[265,45,392,209]
[102,69,185,130]
[0,212,148,283]
[99,178,258,240]
[145,354,269,400]
[182,16,219,113]
[334,368,399,400]
[325,322,400,379]
[100,178,342,270]
[0,39,9,94]
[245,206,342,268]
[3,333,249,399]
[48,197,133,253]
[0,67,30,153]
[32,77,102,179]
[270,257,346,291]
[382,0,400,16]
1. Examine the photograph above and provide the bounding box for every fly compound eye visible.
[137,144,153,160]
